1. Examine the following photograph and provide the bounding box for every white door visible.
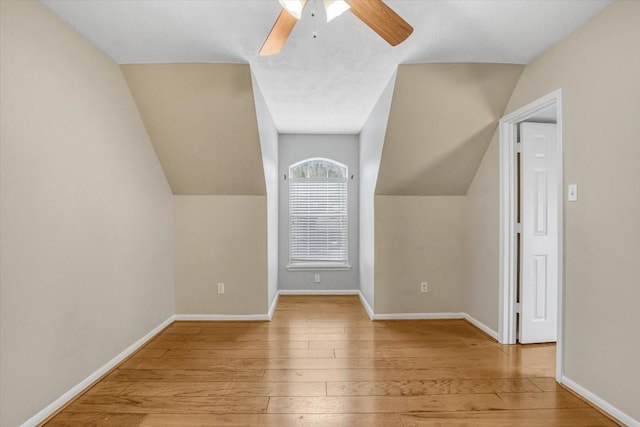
[519,122,558,344]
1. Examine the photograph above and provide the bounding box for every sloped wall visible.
[121,63,266,195]
[377,63,523,196]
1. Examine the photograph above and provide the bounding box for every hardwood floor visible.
[45,295,618,426]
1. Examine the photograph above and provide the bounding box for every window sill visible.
[287,263,351,271]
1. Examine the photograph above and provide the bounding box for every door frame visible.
[498,89,564,381]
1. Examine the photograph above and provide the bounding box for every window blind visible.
[289,174,348,266]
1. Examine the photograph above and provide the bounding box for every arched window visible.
[288,158,349,268]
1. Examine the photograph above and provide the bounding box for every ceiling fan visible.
[260,0,413,56]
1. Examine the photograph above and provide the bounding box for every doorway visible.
[498,89,564,381]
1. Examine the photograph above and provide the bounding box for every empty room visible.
[1,0,638,426]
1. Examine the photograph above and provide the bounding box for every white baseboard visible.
[561,376,639,427]
[21,315,174,427]
[463,313,499,341]
[174,290,361,322]
[268,292,280,320]
[174,313,270,321]
[277,289,360,295]
[358,292,375,320]
[372,312,465,320]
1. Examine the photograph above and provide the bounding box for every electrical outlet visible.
[314,273,320,283]
[421,282,428,293]
[568,184,578,202]
[217,283,225,294]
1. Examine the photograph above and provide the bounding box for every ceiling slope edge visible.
[250,70,279,200]
[121,63,266,195]
[376,63,524,196]
[360,70,398,199]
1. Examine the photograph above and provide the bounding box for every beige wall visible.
[174,196,268,315]
[121,63,266,196]
[0,2,175,426]
[465,134,500,331]
[377,64,522,196]
[375,196,466,314]
[466,2,640,421]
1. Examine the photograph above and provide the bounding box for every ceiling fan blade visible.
[260,2,307,56]
[345,0,413,46]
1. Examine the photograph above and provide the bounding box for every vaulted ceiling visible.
[40,1,612,196]
[42,0,610,134]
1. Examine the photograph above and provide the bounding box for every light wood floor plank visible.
[496,391,590,410]
[130,349,167,359]
[162,348,334,359]
[262,368,465,382]
[190,326,347,335]
[401,408,618,426]
[326,378,542,396]
[147,340,310,350]
[67,395,268,414]
[227,357,417,370]
[267,392,589,414]
[457,364,555,378]
[140,413,404,426]
[83,383,131,396]
[266,394,507,413]
[120,358,232,370]
[107,381,327,397]
[103,369,265,382]
[224,382,327,397]
[334,347,507,359]
[115,381,230,397]
[529,376,564,392]
[46,413,147,426]
[309,339,471,350]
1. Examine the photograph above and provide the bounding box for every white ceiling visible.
[41,0,610,134]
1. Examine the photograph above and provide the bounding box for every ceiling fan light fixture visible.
[261,0,412,56]
[278,0,305,19]
[323,0,350,22]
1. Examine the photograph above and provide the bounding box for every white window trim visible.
[288,157,350,269]
[286,263,352,271]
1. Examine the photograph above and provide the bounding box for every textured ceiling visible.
[41,0,610,134]
[377,63,523,195]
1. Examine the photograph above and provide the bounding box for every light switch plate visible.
[568,184,578,202]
